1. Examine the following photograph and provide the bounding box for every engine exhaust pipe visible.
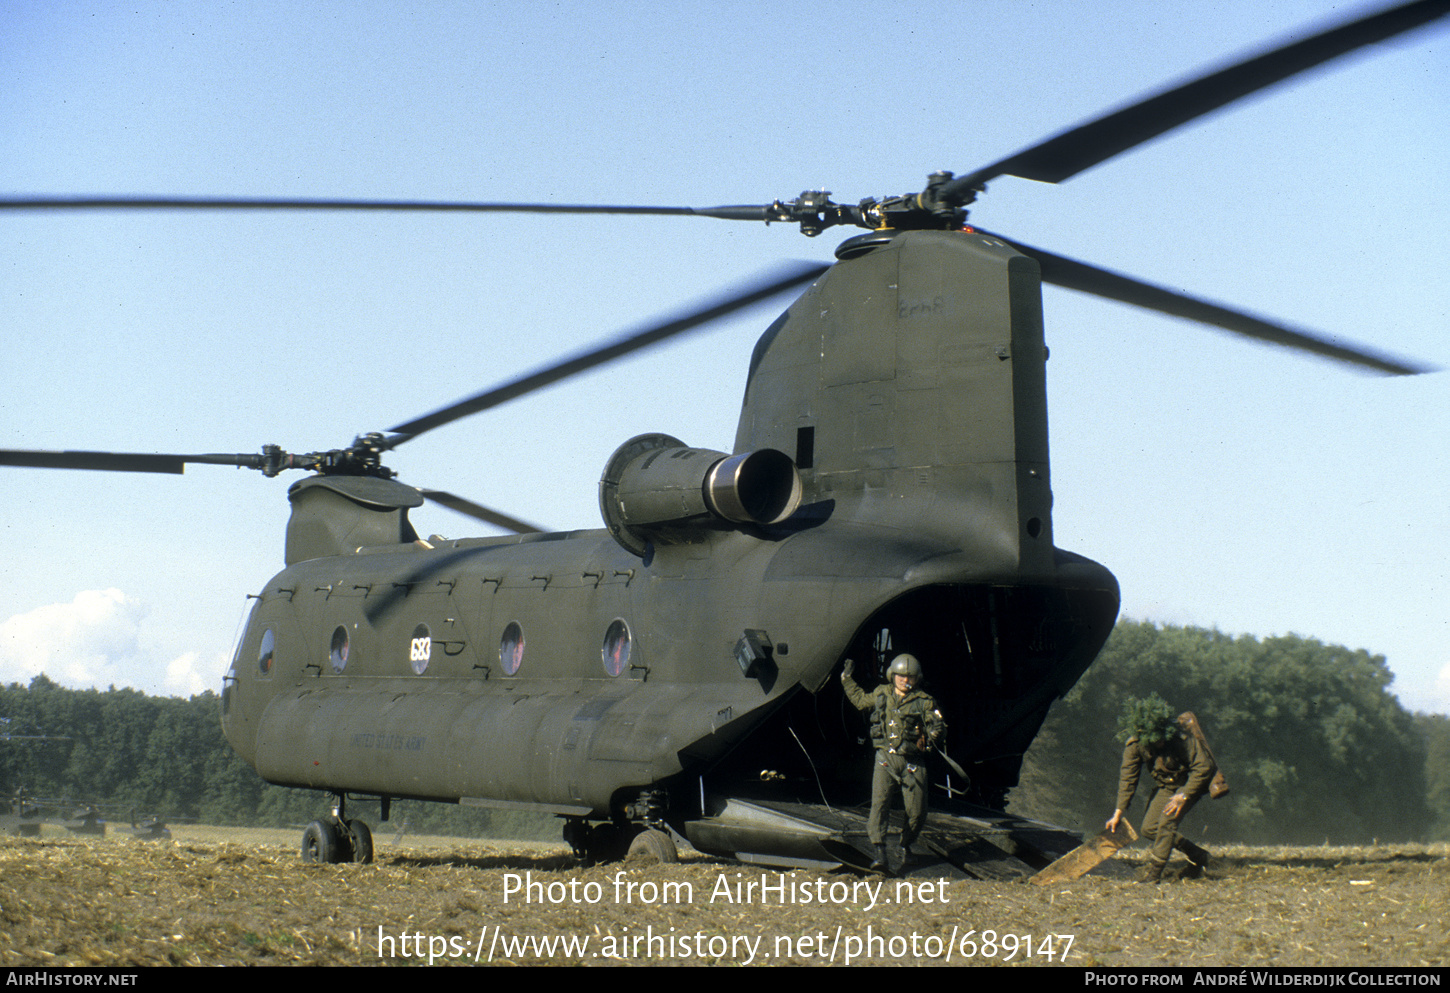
[600,434,802,555]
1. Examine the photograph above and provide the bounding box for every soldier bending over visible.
[1107,694,1214,883]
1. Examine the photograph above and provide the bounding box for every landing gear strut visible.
[300,794,374,864]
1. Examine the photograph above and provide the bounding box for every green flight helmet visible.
[887,653,922,682]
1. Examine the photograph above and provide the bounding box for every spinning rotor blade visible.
[944,0,1450,197]
[384,261,830,445]
[980,230,1433,376]
[0,195,772,222]
[0,449,270,474]
[1,264,829,503]
[6,3,1447,230]
[417,489,544,534]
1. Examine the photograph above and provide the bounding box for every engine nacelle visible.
[599,433,803,555]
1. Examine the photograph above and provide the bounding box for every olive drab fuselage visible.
[220,229,1120,837]
[5,3,1433,867]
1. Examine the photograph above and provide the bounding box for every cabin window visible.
[330,626,350,673]
[602,618,631,677]
[257,629,275,676]
[410,623,432,675]
[500,621,525,675]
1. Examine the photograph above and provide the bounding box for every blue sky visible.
[2,0,1447,714]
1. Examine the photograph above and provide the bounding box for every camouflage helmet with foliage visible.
[1116,693,1178,744]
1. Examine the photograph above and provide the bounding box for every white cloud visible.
[0,590,226,697]
[162,650,222,698]
[0,589,145,689]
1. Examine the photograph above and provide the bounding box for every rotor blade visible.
[0,449,271,473]
[947,0,1450,196]
[978,230,1434,375]
[385,261,830,445]
[0,194,773,222]
[417,489,544,534]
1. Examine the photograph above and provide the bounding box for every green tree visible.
[1416,712,1450,841]
[1013,621,1432,844]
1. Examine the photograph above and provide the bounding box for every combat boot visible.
[1177,840,1212,876]
[870,843,889,873]
[1137,861,1165,884]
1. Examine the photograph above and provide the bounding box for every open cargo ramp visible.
[684,798,1134,880]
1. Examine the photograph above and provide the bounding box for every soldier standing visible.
[1107,694,1215,883]
[841,654,946,873]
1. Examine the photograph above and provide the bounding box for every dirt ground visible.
[1,826,1445,967]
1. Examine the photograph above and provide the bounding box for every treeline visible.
[4,621,1448,846]
[1011,621,1450,844]
[0,675,553,840]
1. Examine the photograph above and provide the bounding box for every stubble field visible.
[1,826,1445,968]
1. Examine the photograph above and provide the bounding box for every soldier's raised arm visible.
[840,659,872,711]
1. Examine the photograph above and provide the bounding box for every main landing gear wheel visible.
[625,827,678,864]
[347,818,374,865]
[301,811,374,864]
[301,819,342,863]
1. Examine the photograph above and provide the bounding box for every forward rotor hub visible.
[767,172,975,237]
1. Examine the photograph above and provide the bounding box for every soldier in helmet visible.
[1107,694,1215,883]
[841,653,946,873]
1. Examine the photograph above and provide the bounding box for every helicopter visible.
[1,791,45,838]
[127,812,183,842]
[2,1,1445,873]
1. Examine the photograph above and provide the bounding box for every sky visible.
[1,1,1447,715]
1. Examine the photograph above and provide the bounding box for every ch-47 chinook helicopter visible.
[2,0,1444,876]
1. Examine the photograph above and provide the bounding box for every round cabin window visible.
[330,626,350,673]
[500,621,525,675]
[410,623,432,674]
[602,619,631,677]
[257,629,275,676]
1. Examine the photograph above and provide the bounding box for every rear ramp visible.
[684,798,1131,880]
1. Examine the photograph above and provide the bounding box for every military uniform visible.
[842,663,945,854]
[1116,729,1214,875]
